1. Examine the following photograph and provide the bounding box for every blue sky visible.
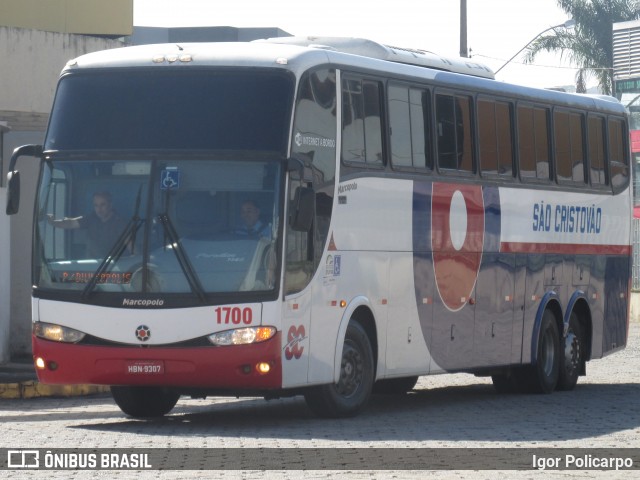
[134,0,583,89]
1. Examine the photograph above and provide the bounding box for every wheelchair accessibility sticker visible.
[160,167,181,190]
[323,254,341,286]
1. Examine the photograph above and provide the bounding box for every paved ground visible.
[0,321,638,479]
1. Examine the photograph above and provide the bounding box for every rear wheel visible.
[304,321,374,418]
[557,312,584,391]
[111,386,180,418]
[521,310,561,393]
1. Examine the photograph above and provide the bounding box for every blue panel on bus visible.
[482,186,501,253]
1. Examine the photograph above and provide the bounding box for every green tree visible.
[524,0,640,94]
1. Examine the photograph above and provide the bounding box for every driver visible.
[47,191,128,258]
[234,200,271,239]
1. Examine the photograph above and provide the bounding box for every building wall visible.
[613,19,640,80]
[0,0,132,36]
[130,26,291,45]
[0,146,9,361]
[0,26,122,361]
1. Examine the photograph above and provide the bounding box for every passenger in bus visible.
[234,200,271,239]
[47,191,129,258]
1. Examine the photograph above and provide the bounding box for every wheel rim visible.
[540,328,556,377]
[564,330,581,375]
[336,340,364,398]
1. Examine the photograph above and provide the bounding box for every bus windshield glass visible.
[35,157,282,298]
[45,69,293,151]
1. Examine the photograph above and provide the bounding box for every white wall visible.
[0,26,124,112]
[0,26,122,361]
[0,188,9,363]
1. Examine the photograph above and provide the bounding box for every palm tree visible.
[524,0,640,94]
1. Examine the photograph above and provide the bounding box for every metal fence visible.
[633,218,640,291]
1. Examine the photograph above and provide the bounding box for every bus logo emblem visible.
[135,325,151,342]
[284,325,306,360]
[431,183,485,312]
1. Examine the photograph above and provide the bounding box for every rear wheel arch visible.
[529,307,562,393]
[350,306,378,376]
[544,299,563,344]
[530,296,562,362]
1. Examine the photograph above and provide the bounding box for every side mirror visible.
[5,144,43,215]
[290,186,314,232]
[6,171,20,215]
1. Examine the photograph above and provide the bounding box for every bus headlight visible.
[33,322,86,343]
[208,327,276,346]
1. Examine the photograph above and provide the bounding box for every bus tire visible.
[522,309,561,393]
[557,312,584,391]
[110,386,180,418]
[304,321,374,418]
[373,376,419,394]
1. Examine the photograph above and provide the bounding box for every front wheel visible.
[304,321,374,418]
[111,386,180,418]
[557,313,584,391]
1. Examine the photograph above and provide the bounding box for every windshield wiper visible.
[157,212,206,302]
[81,218,144,300]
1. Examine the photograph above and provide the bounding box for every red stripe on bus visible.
[500,242,631,255]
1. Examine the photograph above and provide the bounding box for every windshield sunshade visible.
[45,69,293,151]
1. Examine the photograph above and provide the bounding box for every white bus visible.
[6,37,631,418]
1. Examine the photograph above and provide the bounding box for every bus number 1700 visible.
[215,306,253,325]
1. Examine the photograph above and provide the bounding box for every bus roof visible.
[259,36,495,79]
[63,37,494,80]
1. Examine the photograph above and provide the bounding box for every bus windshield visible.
[33,67,293,303]
[34,157,282,299]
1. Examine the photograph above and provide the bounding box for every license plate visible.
[125,360,165,375]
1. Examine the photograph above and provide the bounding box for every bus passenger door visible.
[280,181,314,388]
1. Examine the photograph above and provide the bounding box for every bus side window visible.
[517,105,551,181]
[588,115,607,187]
[609,117,629,193]
[388,84,412,167]
[478,98,514,177]
[410,88,432,169]
[554,110,586,184]
[341,77,384,166]
[388,84,432,170]
[284,178,314,296]
[436,92,474,173]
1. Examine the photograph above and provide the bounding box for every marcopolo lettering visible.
[338,182,358,194]
[122,298,165,307]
